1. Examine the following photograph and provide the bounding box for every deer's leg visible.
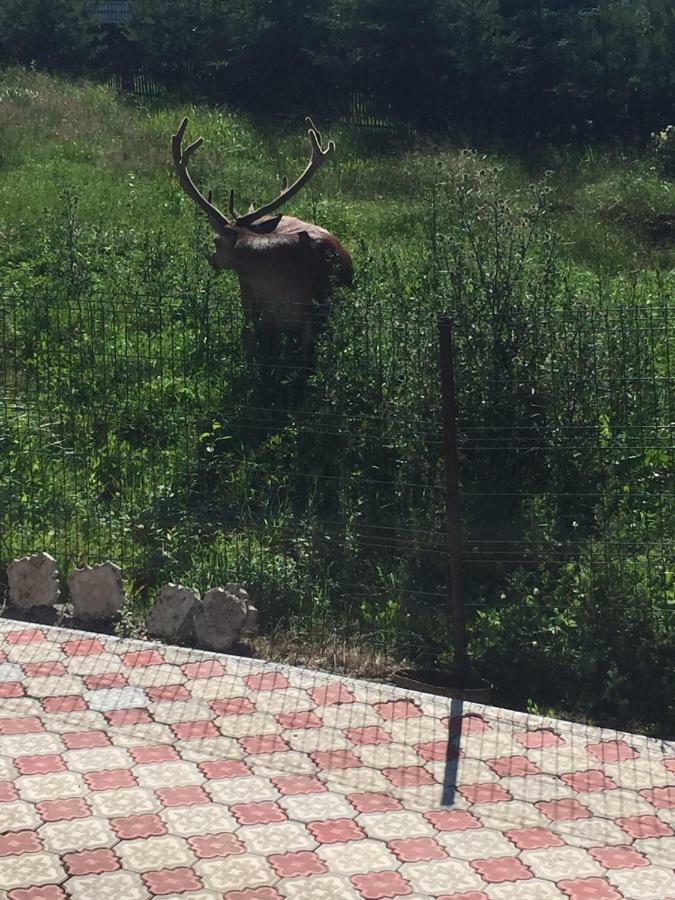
[239,283,260,363]
[257,322,280,363]
[300,321,318,373]
[243,323,258,362]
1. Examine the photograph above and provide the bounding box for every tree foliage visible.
[2,0,675,140]
[0,0,100,72]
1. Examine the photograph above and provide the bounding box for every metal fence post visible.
[438,316,468,680]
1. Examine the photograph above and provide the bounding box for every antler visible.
[234,118,335,228]
[171,117,231,233]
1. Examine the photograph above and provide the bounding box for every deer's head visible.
[171,117,336,272]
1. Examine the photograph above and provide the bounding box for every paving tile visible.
[196,854,278,892]
[317,767,393,795]
[280,790,357,822]
[615,813,673,838]
[436,826,519,859]
[152,702,215,726]
[351,870,414,898]
[1,620,673,900]
[39,816,117,852]
[0,780,19,800]
[278,873,360,898]
[142,867,204,895]
[0,829,43,855]
[115,833,197,872]
[355,744,425,769]
[238,821,317,854]
[357,810,436,841]
[550,817,628,849]
[1,800,43,830]
[155,785,211,807]
[133,760,205,789]
[268,849,328,878]
[160,801,238,836]
[7,887,69,900]
[111,813,168,839]
[256,687,316,715]
[400,858,487,894]
[519,846,603,881]
[36,797,91,822]
[107,722,175,747]
[487,881,566,899]
[319,836,401,877]
[0,852,67,891]
[607,865,675,900]
[207,774,280,804]
[188,832,245,859]
[556,876,623,899]
[177,735,245,761]
[588,844,650,869]
[64,746,133,771]
[62,847,121,875]
[88,786,162,817]
[0,698,45,717]
[249,749,320,775]
[633,833,675,868]
[65,870,147,899]
[470,856,534,883]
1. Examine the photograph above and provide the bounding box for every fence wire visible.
[1,290,673,666]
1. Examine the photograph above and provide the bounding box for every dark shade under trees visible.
[1,0,675,142]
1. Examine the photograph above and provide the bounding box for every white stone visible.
[193,583,257,652]
[68,561,124,620]
[147,583,199,642]
[7,552,60,608]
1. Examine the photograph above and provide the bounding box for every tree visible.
[125,0,232,93]
[343,0,449,125]
[0,0,100,72]
[225,0,341,113]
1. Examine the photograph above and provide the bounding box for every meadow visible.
[1,69,673,735]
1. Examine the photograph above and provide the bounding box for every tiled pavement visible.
[0,619,674,899]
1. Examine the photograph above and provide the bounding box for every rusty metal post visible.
[438,316,468,680]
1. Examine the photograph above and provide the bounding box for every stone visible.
[148,583,199,642]
[67,561,124,621]
[7,552,60,609]
[193,584,257,652]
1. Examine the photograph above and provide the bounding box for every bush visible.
[651,124,675,177]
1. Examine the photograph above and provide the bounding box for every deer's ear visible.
[246,215,282,235]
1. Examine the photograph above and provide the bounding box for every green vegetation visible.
[0,70,673,736]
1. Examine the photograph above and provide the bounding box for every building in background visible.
[94,1,130,26]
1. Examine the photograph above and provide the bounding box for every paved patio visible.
[0,619,674,899]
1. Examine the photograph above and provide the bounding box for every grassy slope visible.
[2,69,674,276]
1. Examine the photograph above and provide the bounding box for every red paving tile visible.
[188,832,245,858]
[425,809,483,831]
[63,847,120,875]
[0,618,673,900]
[268,849,328,877]
[471,856,534,883]
[111,813,167,839]
[0,830,43,856]
[352,870,413,898]
[388,836,448,861]
[230,800,287,825]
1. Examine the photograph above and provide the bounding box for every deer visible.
[171,117,352,374]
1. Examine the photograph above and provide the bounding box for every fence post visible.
[438,316,468,680]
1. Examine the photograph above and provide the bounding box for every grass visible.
[1,68,673,737]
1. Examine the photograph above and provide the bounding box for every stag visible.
[172,117,352,371]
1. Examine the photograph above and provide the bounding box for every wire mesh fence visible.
[1,287,673,679]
